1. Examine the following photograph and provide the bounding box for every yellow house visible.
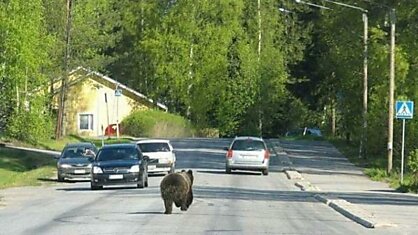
[53,67,167,137]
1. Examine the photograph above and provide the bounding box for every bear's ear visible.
[187,170,194,183]
[181,169,186,172]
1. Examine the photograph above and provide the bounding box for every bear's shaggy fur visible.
[160,169,194,214]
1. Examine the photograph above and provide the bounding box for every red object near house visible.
[104,124,121,136]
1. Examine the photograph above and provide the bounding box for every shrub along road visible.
[0,138,416,234]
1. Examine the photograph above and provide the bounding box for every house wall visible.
[64,77,148,137]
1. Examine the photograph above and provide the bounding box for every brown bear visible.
[160,169,194,214]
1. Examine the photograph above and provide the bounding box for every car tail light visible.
[226,150,233,158]
[264,150,270,159]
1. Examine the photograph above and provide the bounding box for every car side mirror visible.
[143,155,150,162]
[54,155,60,160]
[223,147,229,151]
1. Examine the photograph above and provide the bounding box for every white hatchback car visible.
[225,136,270,175]
[136,139,176,174]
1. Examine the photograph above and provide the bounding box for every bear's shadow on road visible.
[128,211,183,215]
[128,211,165,215]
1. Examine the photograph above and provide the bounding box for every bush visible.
[407,149,418,191]
[6,110,53,145]
[121,109,194,138]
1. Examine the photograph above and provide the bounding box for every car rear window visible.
[231,139,266,151]
[138,143,170,153]
[96,147,139,161]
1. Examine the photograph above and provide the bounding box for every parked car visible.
[56,142,98,182]
[90,143,149,190]
[225,136,270,175]
[136,139,176,174]
[285,127,322,137]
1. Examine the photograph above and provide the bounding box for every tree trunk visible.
[55,0,73,139]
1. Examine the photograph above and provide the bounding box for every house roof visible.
[67,67,168,111]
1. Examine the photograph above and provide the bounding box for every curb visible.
[0,144,60,156]
[314,194,378,228]
[284,170,303,180]
[295,181,320,192]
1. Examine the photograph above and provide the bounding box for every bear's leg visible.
[164,199,173,214]
[180,199,188,211]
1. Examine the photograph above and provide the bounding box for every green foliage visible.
[6,107,54,145]
[71,0,122,70]
[1,0,418,151]
[0,0,53,140]
[364,168,388,181]
[407,149,418,189]
[121,109,194,138]
[110,0,311,137]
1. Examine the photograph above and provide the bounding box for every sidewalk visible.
[271,139,418,233]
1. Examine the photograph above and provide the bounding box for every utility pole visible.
[257,0,263,136]
[55,0,73,139]
[387,9,396,173]
[359,12,368,159]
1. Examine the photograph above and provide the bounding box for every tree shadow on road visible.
[194,185,418,206]
[37,177,58,182]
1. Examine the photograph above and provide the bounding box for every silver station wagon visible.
[225,136,270,175]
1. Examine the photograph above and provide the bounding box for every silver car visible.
[56,142,98,182]
[225,136,270,175]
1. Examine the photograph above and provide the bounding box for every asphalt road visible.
[0,139,398,234]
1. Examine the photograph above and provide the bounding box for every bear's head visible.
[181,169,194,185]
[182,169,194,208]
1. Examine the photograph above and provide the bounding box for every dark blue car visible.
[90,143,149,190]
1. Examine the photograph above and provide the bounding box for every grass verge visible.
[0,147,56,189]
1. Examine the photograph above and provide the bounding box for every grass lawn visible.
[0,148,56,189]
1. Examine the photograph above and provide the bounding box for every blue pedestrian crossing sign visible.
[396,101,414,119]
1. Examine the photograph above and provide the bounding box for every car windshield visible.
[62,147,94,158]
[138,143,170,153]
[96,147,139,161]
[231,139,266,151]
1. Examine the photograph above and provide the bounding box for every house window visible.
[79,114,94,130]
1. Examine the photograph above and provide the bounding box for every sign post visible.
[101,125,104,147]
[395,100,414,183]
[115,88,122,139]
[105,93,110,138]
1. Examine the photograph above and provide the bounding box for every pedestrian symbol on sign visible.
[395,101,414,119]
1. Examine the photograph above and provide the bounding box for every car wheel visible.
[57,174,64,182]
[262,169,269,176]
[90,183,102,190]
[226,167,231,174]
[137,172,145,188]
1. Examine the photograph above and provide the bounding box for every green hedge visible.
[121,110,194,138]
